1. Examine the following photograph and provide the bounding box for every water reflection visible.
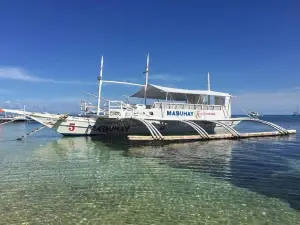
[228,136,300,211]
[34,135,300,212]
[35,137,111,163]
[125,140,234,179]
[1,133,300,224]
[106,136,300,211]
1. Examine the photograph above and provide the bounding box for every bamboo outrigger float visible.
[0,54,296,141]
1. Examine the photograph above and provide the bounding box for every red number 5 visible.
[69,123,75,131]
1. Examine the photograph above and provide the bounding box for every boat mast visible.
[97,55,104,116]
[207,72,211,91]
[143,53,150,105]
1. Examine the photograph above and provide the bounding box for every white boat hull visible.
[24,113,241,136]
[0,109,242,137]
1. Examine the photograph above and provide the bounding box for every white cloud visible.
[0,96,88,113]
[232,88,300,114]
[149,74,183,82]
[0,67,95,85]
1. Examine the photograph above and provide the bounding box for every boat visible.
[248,111,260,118]
[0,114,28,123]
[241,109,261,119]
[0,106,30,123]
[293,105,299,116]
[0,54,295,140]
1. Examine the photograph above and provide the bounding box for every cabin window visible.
[203,95,209,104]
[209,96,215,105]
[203,95,216,105]
[215,96,226,105]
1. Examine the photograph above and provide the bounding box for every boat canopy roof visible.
[131,84,231,101]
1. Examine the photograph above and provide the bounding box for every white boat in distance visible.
[293,105,299,116]
[248,111,260,118]
[0,114,28,123]
[1,54,259,138]
[0,106,30,123]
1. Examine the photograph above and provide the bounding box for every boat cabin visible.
[105,84,232,121]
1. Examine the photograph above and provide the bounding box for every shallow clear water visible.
[0,116,300,224]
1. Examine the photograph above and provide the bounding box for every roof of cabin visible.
[131,84,231,100]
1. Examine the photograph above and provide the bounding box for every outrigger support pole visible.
[129,118,164,140]
[180,120,210,139]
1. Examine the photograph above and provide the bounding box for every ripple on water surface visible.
[0,120,300,224]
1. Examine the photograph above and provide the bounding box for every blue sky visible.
[0,0,299,114]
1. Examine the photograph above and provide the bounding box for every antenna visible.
[207,72,211,91]
[97,55,104,116]
[143,53,150,105]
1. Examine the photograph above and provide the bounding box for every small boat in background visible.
[243,109,260,118]
[248,111,260,118]
[293,105,299,116]
[0,106,31,123]
[0,114,29,123]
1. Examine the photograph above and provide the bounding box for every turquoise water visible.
[0,116,300,224]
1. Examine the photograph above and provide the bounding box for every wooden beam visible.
[128,130,296,141]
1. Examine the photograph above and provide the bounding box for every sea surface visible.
[0,116,300,225]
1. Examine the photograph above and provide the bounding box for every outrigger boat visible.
[0,54,296,140]
[0,114,28,123]
[0,106,30,124]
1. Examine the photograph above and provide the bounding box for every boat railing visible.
[107,101,135,118]
[106,100,227,119]
[0,114,22,118]
[152,102,224,110]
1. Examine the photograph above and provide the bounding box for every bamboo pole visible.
[128,130,296,141]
